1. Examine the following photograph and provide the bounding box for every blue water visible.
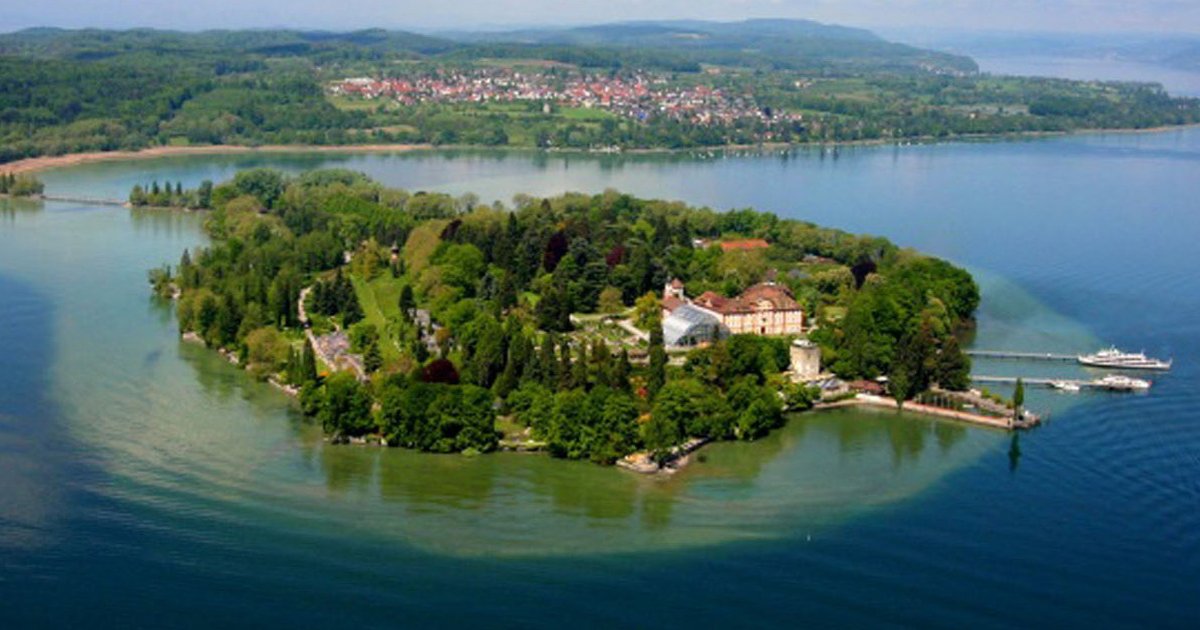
[4,128,1200,626]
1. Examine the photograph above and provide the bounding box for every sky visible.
[3,0,1199,35]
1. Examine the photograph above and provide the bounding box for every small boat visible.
[1050,380,1081,392]
[1093,374,1152,391]
[1078,347,1171,370]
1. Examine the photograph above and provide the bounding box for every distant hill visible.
[896,31,1200,73]
[442,19,978,75]
[0,27,457,60]
[0,20,977,76]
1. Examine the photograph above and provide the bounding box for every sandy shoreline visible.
[2,124,1196,176]
[0,143,433,175]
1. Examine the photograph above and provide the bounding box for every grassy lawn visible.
[328,95,383,112]
[560,106,616,121]
[350,273,407,363]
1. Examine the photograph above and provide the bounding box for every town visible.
[330,68,804,130]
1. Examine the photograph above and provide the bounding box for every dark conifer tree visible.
[648,325,667,397]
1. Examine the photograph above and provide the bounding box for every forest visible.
[152,167,978,465]
[0,25,1198,160]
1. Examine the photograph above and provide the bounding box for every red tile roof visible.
[661,295,686,313]
[693,283,799,315]
[719,239,770,252]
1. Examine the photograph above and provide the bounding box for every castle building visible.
[692,283,804,337]
[660,279,804,346]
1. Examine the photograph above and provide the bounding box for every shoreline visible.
[3,123,1198,176]
[0,143,434,175]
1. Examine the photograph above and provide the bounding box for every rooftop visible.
[719,239,770,252]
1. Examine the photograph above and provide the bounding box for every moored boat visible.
[1078,347,1172,370]
[1093,374,1152,391]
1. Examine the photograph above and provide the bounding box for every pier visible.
[971,375,1150,391]
[40,194,127,206]
[966,350,1077,361]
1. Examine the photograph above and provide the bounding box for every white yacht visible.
[1094,374,1152,391]
[1077,347,1172,371]
[1050,380,1081,393]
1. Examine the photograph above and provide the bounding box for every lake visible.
[2,128,1198,626]
[973,54,1200,98]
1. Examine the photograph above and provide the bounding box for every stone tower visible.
[790,338,821,380]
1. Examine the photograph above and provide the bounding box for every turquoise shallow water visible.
[2,128,1199,626]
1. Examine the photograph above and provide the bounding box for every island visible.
[147,167,984,469]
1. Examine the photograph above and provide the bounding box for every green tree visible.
[648,324,667,397]
[300,341,319,384]
[598,286,625,314]
[317,372,374,437]
[633,291,661,331]
[398,284,415,317]
[934,336,971,391]
[642,409,681,465]
[363,340,383,373]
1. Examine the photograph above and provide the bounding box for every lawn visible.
[350,273,408,363]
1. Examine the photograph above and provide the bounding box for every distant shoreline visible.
[3,124,1197,176]
[0,143,433,175]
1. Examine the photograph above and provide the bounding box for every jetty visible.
[849,394,1039,430]
[972,375,1151,391]
[39,194,127,206]
[966,350,1076,361]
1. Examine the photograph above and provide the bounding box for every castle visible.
[661,279,804,346]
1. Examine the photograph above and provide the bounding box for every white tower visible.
[790,338,821,380]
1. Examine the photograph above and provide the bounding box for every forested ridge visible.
[1,24,1198,162]
[153,167,977,463]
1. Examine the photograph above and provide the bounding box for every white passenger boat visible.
[1093,374,1152,391]
[1078,347,1172,371]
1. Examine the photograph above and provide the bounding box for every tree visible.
[349,322,379,353]
[572,343,590,390]
[613,349,632,391]
[244,327,288,375]
[648,325,667,397]
[232,168,286,209]
[398,284,415,318]
[592,390,640,464]
[934,336,971,391]
[598,286,625,314]
[642,409,681,465]
[317,372,374,437]
[1013,378,1025,420]
[363,340,383,373]
[890,367,911,409]
[558,337,574,390]
[633,291,661,332]
[421,358,460,384]
[197,180,213,209]
[300,341,318,384]
[533,334,557,386]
